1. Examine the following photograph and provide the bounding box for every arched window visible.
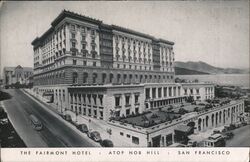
[117,74,121,83]
[92,73,97,84]
[73,72,78,84]
[109,73,113,83]
[83,72,88,83]
[102,73,106,84]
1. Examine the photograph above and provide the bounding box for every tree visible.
[194,107,199,112]
[178,108,189,115]
[186,96,194,103]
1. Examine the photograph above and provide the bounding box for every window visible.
[158,88,162,98]
[126,109,130,115]
[70,42,76,49]
[168,87,172,97]
[99,95,103,105]
[125,95,130,106]
[164,87,167,97]
[135,108,139,114]
[82,35,86,41]
[73,60,77,65]
[146,88,150,99]
[82,44,86,49]
[132,136,139,145]
[115,96,120,107]
[93,95,97,105]
[91,30,95,35]
[152,88,156,98]
[117,64,120,68]
[71,33,75,39]
[190,89,193,95]
[109,73,113,83]
[83,61,87,66]
[120,132,124,136]
[72,72,78,84]
[135,95,139,104]
[196,88,200,94]
[123,64,126,69]
[184,89,187,95]
[127,134,131,138]
[93,62,96,67]
[92,45,95,50]
[92,73,97,83]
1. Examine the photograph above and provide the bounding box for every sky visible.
[0,1,249,78]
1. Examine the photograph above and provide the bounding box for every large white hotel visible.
[31,10,244,147]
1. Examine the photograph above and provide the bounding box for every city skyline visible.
[0,1,249,78]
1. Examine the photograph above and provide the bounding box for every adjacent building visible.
[3,65,33,86]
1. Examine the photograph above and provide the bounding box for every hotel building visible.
[31,10,245,147]
[31,10,182,120]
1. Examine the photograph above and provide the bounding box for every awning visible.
[43,91,54,96]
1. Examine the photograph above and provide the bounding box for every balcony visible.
[91,41,97,46]
[70,47,78,52]
[91,50,97,55]
[125,104,131,108]
[70,38,77,42]
[81,40,87,44]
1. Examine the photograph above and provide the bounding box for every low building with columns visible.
[107,99,244,147]
[181,83,215,101]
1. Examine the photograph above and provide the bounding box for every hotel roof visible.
[32,10,174,46]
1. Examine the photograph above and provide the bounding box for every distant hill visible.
[175,67,209,75]
[175,61,249,74]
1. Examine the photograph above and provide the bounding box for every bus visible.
[29,114,43,131]
[202,134,225,147]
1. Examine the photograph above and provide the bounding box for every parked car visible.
[100,139,114,147]
[229,124,236,130]
[224,132,234,139]
[63,114,72,122]
[77,124,88,133]
[186,140,197,147]
[87,131,102,142]
[213,129,221,134]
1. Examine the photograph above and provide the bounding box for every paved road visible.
[226,125,250,147]
[2,89,99,147]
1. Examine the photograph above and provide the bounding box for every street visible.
[2,89,99,147]
[226,125,250,147]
